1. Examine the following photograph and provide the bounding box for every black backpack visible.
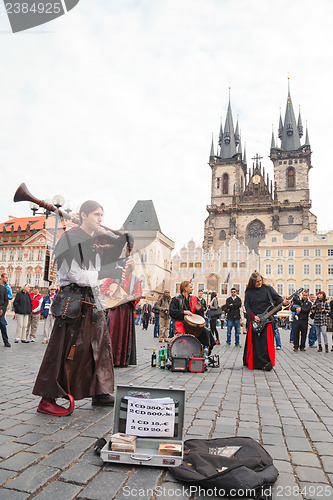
[169,437,278,500]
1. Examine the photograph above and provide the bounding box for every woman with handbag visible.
[312,291,330,352]
[209,292,220,345]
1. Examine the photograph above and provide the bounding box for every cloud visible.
[1,0,333,251]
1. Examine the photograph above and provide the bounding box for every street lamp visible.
[29,194,70,250]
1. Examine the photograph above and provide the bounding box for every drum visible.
[184,314,206,337]
[168,334,203,360]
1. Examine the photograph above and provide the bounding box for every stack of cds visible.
[110,433,136,452]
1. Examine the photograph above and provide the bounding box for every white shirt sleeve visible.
[57,254,101,287]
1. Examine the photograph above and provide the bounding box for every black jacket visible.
[226,296,242,320]
[0,284,8,314]
[13,291,32,315]
[244,285,283,317]
[293,299,312,322]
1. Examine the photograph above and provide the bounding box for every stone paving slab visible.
[1,321,333,499]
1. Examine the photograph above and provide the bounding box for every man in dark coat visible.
[293,290,312,352]
[0,282,9,347]
[33,200,130,416]
[226,288,242,346]
[142,301,151,330]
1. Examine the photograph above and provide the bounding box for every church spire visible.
[278,109,283,139]
[271,125,276,149]
[280,79,301,151]
[218,118,223,147]
[220,89,237,159]
[304,122,310,146]
[235,116,240,146]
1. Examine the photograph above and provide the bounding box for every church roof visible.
[122,200,161,232]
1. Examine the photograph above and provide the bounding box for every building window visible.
[9,250,14,262]
[288,249,295,257]
[303,264,310,275]
[277,283,284,296]
[28,249,34,261]
[180,262,187,268]
[189,262,194,268]
[140,275,146,289]
[195,262,202,268]
[37,248,43,260]
[231,262,237,268]
[327,284,333,297]
[288,283,295,295]
[277,264,284,275]
[288,264,295,275]
[315,283,322,294]
[314,249,322,257]
[303,236,309,242]
[240,262,246,268]
[328,248,333,256]
[287,167,295,188]
[175,283,181,294]
[15,273,20,286]
[222,262,228,268]
[288,215,294,224]
[315,264,322,275]
[217,178,220,189]
[220,230,226,240]
[1,250,6,262]
[197,283,205,293]
[303,249,310,257]
[232,284,240,295]
[35,274,41,286]
[265,249,272,257]
[222,173,229,194]
[303,284,310,294]
[220,283,229,295]
[276,249,284,257]
[272,237,277,242]
[265,264,272,275]
[17,249,23,261]
[26,273,32,284]
[328,264,333,275]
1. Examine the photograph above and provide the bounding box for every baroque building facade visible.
[203,85,317,253]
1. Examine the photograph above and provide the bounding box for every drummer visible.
[170,280,215,353]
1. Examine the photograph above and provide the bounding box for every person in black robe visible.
[33,200,131,416]
[243,272,289,371]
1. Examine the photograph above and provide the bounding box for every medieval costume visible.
[243,284,283,371]
[170,293,215,353]
[33,224,129,415]
[100,272,142,367]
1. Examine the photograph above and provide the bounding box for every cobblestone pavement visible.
[1,317,333,500]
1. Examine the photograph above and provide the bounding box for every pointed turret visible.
[220,91,237,159]
[271,126,276,149]
[280,80,301,151]
[238,132,242,155]
[304,122,310,146]
[235,116,240,146]
[297,106,303,137]
[218,119,223,147]
[243,143,247,165]
[209,134,215,161]
[278,110,283,139]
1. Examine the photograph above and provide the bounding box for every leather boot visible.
[318,345,322,352]
[37,394,74,416]
[325,345,329,353]
[92,394,115,406]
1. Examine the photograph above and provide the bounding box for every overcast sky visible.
[1,0,332,254]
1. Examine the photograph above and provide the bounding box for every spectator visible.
[0,278,9,347]
[312,291,330,353]
[142,301,151,330]
[135,304,142,325]
[226,287,242,347]
[40,285,57,344]
[26,285,43,342]
[273,315,282,350]
[292,290,312,352]
[308,293,317,347]
[157,290,171,342]
[209,291,220,345]
[152,301,160,338]
[13,284,32,343]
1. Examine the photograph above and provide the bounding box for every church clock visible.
[252,174,261,184]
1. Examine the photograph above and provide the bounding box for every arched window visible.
[220,230,226,240]
[287,167,295,188]
[289,215,294,224]
[222,173,229,194]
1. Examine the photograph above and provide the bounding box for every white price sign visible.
[125,397,175,437]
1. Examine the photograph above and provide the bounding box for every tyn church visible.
[203,85,317,253]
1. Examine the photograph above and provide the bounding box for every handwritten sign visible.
[125,397,175,437]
